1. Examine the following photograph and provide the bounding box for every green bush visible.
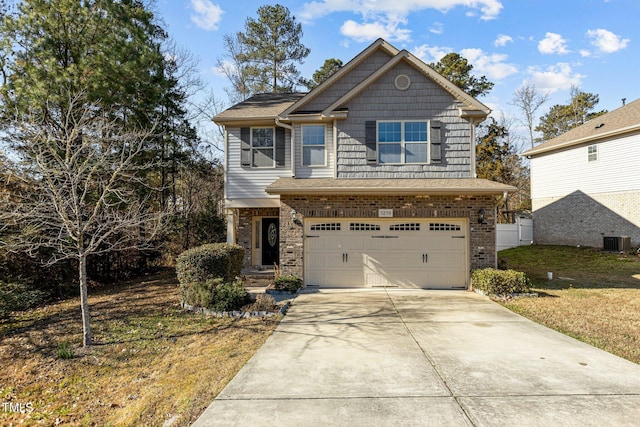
[176,243,244,285]
[471,268,531,296]
[274,274,303,293]
[0,281,49,319]
[181,278,249,312]
[56,341,75,360]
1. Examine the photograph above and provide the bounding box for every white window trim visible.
[587,144,598,162]
[301,124,327,167]
[250,127,276,168]
[377,120,431,165]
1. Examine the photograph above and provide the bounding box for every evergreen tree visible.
[535,87,607,141]
[429,53,494,97]
[302,58,343,90]
[222,4,310,97]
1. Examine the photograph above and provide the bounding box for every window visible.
[251,127,275,168]
[310,223,341,231]
[378,120,429,164]
[588,144,598,162]
[350,223,381,231]
[302,125,326,166]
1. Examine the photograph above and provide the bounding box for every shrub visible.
[471,268,531,296]
[56,341,75,360]
[274,274,303,293]
[181,278,249,312]
[176,243,244,285]
[247,293,277,312]
[0,281,49,319]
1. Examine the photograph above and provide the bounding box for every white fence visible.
[497,217,533,251]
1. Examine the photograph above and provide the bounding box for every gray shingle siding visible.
[300,50,394,112]
[335,61,472,179]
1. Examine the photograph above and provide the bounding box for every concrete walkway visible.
[193,289,640,426]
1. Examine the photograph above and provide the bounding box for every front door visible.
[261,218,279,266]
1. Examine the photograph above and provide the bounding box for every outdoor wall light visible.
[477,209,485,224]
[291,209,301,225]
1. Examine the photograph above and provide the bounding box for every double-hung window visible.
[378,120,429,164]
[302,125,326,166]
[251,127,275,168]
[588,144,598,162]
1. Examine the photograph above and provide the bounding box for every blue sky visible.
[155,0,637,145]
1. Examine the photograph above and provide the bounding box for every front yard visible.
[0,272,280,426]
[499,245,640,364]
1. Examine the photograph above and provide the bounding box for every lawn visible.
[0,271,280,426]
[499,245,640,364]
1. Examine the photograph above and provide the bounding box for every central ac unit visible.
[603,236,631,252]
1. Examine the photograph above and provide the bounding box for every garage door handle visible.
[452,235,465,239]
[342,253,348,263]
[423,253,428,263]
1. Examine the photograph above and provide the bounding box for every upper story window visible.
[251,127,275,168]
[588,144,598,162]
[302,125,326,166]
[378,120,429,164]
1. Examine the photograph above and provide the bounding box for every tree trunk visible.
[79,254,92,346]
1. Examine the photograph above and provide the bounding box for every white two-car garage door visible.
[304,219,468,289]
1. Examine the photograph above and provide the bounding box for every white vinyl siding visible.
[530,132,640,201]
[226,127,291,200]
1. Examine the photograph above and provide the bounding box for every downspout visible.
[470,118,477,178]
[276,117,295,178]
[333,119,338,178]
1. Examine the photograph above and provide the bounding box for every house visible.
[214,39,514,289]
[523,98,640,250]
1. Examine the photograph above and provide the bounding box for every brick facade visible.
[236,207,280,266]
[278,194,498,281]
[533,190,640,248]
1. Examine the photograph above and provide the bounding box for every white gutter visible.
[275,117,295,178]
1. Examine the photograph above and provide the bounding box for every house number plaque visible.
[378,209,393,218]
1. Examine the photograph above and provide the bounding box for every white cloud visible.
[429,22,444,35]
[494,34,513,47]
[538,32,570,55]
[580,49,592,57]
[299,0,503,22]
[340,18,411,42]
[528,63,584,93]
[586,28,630,53]
[299,1,502,43]
[460,48,518,80]
[412,44,453,63]
[190,0,223,31]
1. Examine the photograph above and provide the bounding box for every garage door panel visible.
[305,219,468,289]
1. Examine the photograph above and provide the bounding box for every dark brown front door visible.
[261,218,279,266]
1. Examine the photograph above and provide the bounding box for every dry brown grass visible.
[499,246,640,364]
[0,271,280,426]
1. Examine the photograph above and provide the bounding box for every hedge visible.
[0,282,49,319]
[176,243,244,285]
[181,278,249,312]
[471,268,531,296]
[274,274,303,293]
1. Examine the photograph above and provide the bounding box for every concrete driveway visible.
[193,289,640,426]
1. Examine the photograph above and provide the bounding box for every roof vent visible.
[595,123,605,129]
[394,74,411,91]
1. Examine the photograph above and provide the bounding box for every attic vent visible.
[394,74,411,91]
[595,123,605,129]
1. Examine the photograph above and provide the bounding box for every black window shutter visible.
[240,127,251,167]
[430,120,442,163]
[365,121,377,163]
[275,127,285,167]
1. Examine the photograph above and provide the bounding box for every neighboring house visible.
[214,39,514,289]
[523,98,640,249]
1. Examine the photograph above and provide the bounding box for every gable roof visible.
[213,93,305,125]
[213,38,490,125]
[283,38,489,119]
[523,97,640,157]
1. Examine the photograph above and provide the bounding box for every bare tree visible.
[511,82,549,149]
[0,93,165,346]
